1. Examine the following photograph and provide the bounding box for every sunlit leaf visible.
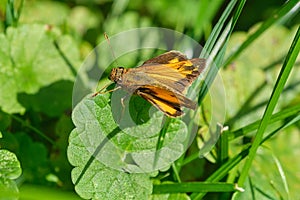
[68,93,191,198]
[0,149,22,200]
[0,24,80,114]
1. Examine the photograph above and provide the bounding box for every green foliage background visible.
[0,0,299,199]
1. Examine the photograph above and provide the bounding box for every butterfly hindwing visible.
[136,85,197,117]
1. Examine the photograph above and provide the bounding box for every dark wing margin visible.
[175,58,206,83]
[174,58,206,92]
[136,85,197,117]
[142,51,188,65]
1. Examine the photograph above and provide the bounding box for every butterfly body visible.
[108,51,206,117]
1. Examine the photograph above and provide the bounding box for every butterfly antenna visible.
[104,32,120,67]
[92,33,120,97]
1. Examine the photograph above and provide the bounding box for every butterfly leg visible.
[120,95,128,109]
[116,93,130,123]
[121,93,131,112]
[91,85,121,97]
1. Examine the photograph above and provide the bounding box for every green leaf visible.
[0,110,11,131]
[0,149,21,179]
[0,24,80,114]
[19,1,70,25]
[68,128,152,200]
[52,114,74,189]
[0,149,22,200]
[70,94,189,173]
[17,133,50,183]
[68,93,191,198]
[18,80,73,117]
[1,132,51,184]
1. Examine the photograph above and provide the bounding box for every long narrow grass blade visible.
[153,182,236,194]
[224,0,300,66]
[191,113,300,199]
[229,103,300,139]
[237,26,300,187]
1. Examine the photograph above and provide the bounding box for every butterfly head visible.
[109,67,127,83]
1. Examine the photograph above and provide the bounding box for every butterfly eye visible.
[109,67,127,82]
[109,68,116,81]
[116,67,125,81]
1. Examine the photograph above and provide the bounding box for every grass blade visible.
[198,0,246,104]
[237,26,300,187]
[201,0,238,57]
[190,112,300,199]
[224,0,300,66]
[153,182,236,194]
[229,103,300,139]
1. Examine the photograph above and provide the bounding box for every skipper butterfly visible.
[94,51,205,117]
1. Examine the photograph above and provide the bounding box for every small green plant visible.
[0,0,299,199]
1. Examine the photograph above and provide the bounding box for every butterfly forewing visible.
[137,58,205,93]
[142,50,188,65]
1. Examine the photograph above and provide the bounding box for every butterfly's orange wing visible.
[136,85,197,117]
[136,51,206,93]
